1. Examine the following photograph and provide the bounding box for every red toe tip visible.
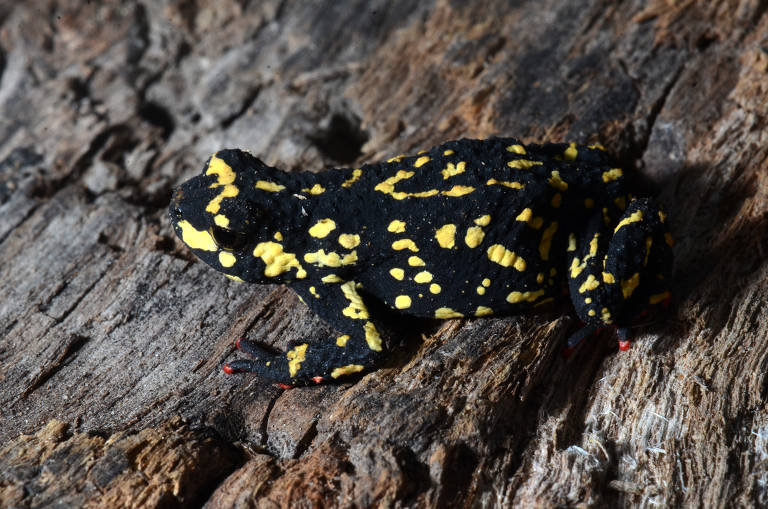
[312,376,324,384]
[277,383,293,390]
[223,364,235,374]
[234,337,242,349]
[618,339,631,351]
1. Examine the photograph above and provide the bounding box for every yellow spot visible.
[536,273,544,284]
[408,256,425,266]
[286,344,308,377]
[342,168,363,188]
[548,171,569,191]
[588,309,596,316]
[274,232,283,241]
[538,222,558,261]
[507,159,543,169]
[253,242,307,278]
[588,233,599,257]
[649,291,671,305]
[476,286,485,295]
[309,218,337,238]
[442,185,475,197]
[602,207,611,225]
[331,364,365,378]
[302,183,326,195]
[602,168,623,182]
[601,307,612,323]
[584,198,594,208]
[364,321,382,351]
[475,306,493,316]
[219,251,236,268]
[515,208,543,229]
[570,257,585,278]
[395,295,412,309]
[567,233,576,251]
[387,220,406,233]
[588,143,606,151]
[414,156,431,167]
[429,283,441,294]
[435,307,463,318]
[579,274,600,293]
[474,215,491,226]
[443,149,455,156]
[644,237,653,266]
[226,274,244,282]
[464,226,485,248]
[178,220,217,251]
[621,273,640,299]
[340,281,369,319]
[615,196,627,210]
[551,193,562,208]
[321,274,343,283]
[658,210,667,223]
[338,233,361,249]
[441,161,466,179]
[487,178,524,189]
[207,154,236,186]
[482,278,491,287]
[564,142,578,161]
[387,155,404,163]
[414,271,433,283]
[585,297,592,304]
[665,232,675,247]
[309,286,320,298]
[602,272,616,283]
[214,214,230,228]
[336,335,350,347]
[255,180,285,192]
[205,155,240,214]
[487,244,527,271]
[389,268,405,280]
[614,210,644,233]
[506,289,546,304]
[375,170,438,199]
[304,249,357,267]
[392,239,419,252]
[435,224,457,248]
[506,144,526,155]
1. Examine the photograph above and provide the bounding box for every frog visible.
[169,137,673,385]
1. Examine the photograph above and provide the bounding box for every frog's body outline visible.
[170,137,673,384]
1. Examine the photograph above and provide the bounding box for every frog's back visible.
[316,137,626,319]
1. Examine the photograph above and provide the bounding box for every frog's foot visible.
[562,324,598,357]
[562,325,632,357]
[224,337,378,387]
[223,338,308,388]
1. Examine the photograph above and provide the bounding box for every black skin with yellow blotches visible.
[169,137,673,385]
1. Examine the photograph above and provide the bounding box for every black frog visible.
[169,137,672,385]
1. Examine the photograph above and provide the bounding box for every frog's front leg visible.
[566,198,673,350]
[224,278,386,385]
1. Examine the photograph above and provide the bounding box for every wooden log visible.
[1,0,767,506]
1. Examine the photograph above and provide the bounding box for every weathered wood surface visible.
[0,0,767,507]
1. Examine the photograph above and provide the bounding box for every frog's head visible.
[169,149,309,283]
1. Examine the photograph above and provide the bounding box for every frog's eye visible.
[209,226,248,251]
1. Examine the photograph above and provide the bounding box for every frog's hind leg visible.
[565,198,673,351]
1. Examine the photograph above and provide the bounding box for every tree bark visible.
[1,0,767,507]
